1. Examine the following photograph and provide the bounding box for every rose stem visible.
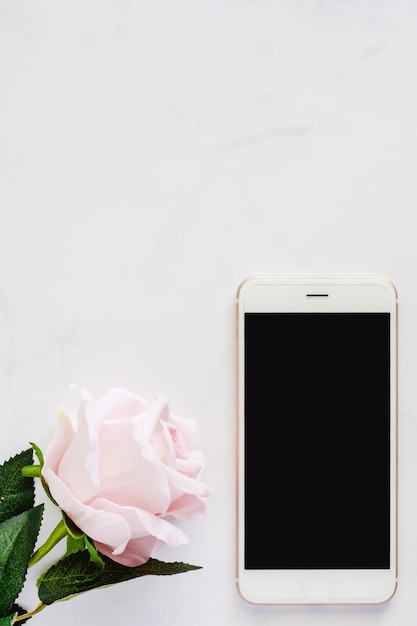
[29,518,68,567]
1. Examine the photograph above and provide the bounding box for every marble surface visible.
[1,1,417,624]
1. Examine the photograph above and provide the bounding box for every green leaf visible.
[38,552,201,605]
[5,604,31,625]
[84,537,105,569]
[0,450,35,524]
[65,529,104,569]
[0,613,16,626]
[63,515,103,567]
[66,534,85,556]
[0,505,44,617]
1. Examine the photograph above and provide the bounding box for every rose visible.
[42,387,210,567]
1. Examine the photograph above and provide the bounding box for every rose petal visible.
[92,497,189,548]
[56,393,101,502]
[97,418,171,513]
[95,388,149,423]
[169,414,200,451]
[132,397,172,464]
[43,469,132,551]
[94,535,158,567]
[164,464,211,502]
[150,418,176,468]
[142,396,169,436]
[43,408,75,474]
[167,493,207,519]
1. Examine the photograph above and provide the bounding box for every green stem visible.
[29,519,68,567]
[14,604,46,622]
[21,465,42,478]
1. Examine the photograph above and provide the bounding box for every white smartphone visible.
[236,275,398,605]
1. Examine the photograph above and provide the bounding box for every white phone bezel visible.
[236,275,398,605]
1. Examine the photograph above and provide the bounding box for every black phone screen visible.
[244,312,390,570]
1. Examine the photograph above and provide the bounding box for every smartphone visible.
[236,275,397,605]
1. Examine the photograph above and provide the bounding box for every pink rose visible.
[42,387,210,567]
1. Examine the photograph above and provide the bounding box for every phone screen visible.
[244,312,390,570]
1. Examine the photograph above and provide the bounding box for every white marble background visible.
[1,1,417,624]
